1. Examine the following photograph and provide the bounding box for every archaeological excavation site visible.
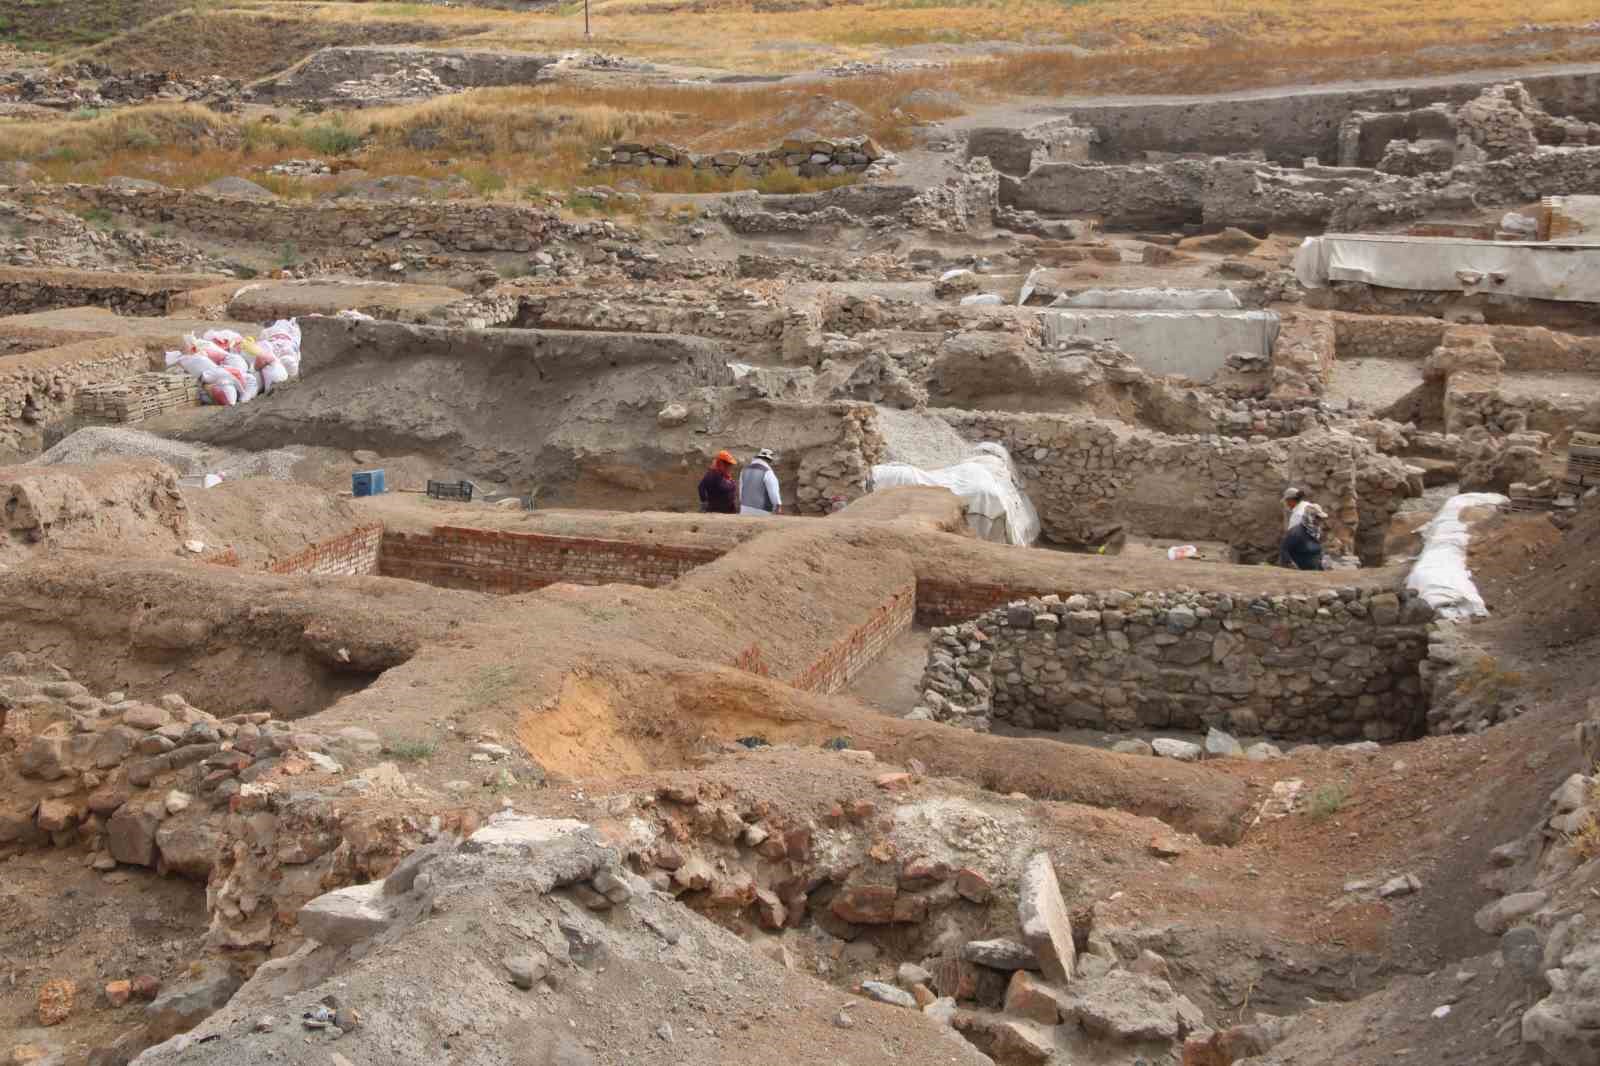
[6,3,1600,1065]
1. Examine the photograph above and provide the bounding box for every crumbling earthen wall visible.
[1065,69,1600,164]
[378,526,725,593]
[917,586,1433,741]
[15,185,573,253]
[935,412,1415,561]
[0,268,228,317]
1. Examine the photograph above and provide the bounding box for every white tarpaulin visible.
[1404,492,1507,619]
[1294,234,1600,303]
[871,442,1040,546]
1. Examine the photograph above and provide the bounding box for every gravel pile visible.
[874,406,974,469]
[35,426,304,480]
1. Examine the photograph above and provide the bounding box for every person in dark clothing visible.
[698,450,740,514]
[1277,486,1327,570]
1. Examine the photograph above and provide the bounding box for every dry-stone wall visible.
[915,586,1433,741]
[1,340,155,458]
[15,184,580,253]
[599,132,890,178]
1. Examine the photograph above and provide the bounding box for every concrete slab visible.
[1038,308,1279,378]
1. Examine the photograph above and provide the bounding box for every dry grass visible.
[0,79,933,198]
[266,0,1600,77]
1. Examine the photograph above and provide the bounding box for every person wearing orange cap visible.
[698,450,740,514]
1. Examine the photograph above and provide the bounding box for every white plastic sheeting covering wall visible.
[871,442,1041,546]
[1294,234,1600,303]
[1404,492,1508,619]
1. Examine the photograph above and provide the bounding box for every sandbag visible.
[202,379,238,406]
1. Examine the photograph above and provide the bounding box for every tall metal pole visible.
[585,0,590,38]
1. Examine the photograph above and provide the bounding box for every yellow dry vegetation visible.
[0,78,947,198]
[259,0,1600,77]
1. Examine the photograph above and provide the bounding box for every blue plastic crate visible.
[352,469,386,497]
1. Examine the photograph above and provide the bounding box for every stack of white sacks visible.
[165,319,303,406]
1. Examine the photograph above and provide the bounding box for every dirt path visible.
[845,623,930,715]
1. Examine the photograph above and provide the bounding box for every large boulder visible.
[155,819,224,880]
[107,803,162,867]
[144,963,241,1043]
[297,882,396,947]
[1057,969,1203,1042]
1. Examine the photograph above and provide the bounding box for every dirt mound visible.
[77,11,469,80]
[182,478,363,566]
[1481,505,1600,649]
[0,0,189,50]
[0,458,189,567]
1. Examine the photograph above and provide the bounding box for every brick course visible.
[266,524,384,577]
[378,525,724,593]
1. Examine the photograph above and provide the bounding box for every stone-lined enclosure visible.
[916,586,1434,742]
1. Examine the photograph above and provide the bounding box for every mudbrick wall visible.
[916,586,1434,741]
[14,185,590,254]
[1334,312,1600,372]
[936,412,1419,562]
[266,524,385,577]
[0,339,154,459]
[378,526,725,593]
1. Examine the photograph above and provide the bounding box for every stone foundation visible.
[917,586,1433,741]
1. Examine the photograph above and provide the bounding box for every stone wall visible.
[15,184,571,254]
[916,586,1433,741]
[258,45,559,100]
[598,133,888,178]
[0,267,228,317]
[378,525,725,593]
[0,339,156,459]
[935,411,1417,562]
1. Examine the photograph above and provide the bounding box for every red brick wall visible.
[735,582,915,696]
[266,524,384,577]
[378,525,724,593]
[916,579,1053,626]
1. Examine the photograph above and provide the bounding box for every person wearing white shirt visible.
[739,448,783,516]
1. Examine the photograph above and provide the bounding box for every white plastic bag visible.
[259,359,289,393]
[202,378,238,406]
[237,368,260,403]
[203,328,245,352]
[261,319,302,378]
[1166,545,1199,561]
